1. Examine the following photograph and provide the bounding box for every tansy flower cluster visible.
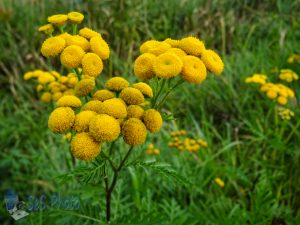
[214,177,225,188]
[146,144,160,155]
[134,37,224,84]
[287,54,300,64]
[278,107,295,120]
[168,130,208,152]
[278,69,299,82]
[245,73,296,106]
[47,77,163,161]
[245,74,267,85]
[39,12,110,78]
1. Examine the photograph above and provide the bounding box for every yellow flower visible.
[153,53,183,79]
[201,49,224,75]
[163,38,180,47]
[127,105,144,119]
[38,24,54,34]
[74,78,96,97]
[71,132,101,161]
[134,53,156,80]
[36,84,43,92]
[278,107,294,120]
[67,35,90,51]
[41,37,66,57]
[181,55,207,84]
[57,32,72,42]
[90,36,110,60]
[81,53,103,77]
[132,82,153,98]
[89,114,120,142]
[52,92,63,101]
[59,76,69,84]
[48,107,75,133]
[122,118,147,145]
[105,77,129,92]
[140,40,171,56]
[266,90,277,99]
[178,36,205,56]
[56,95,82,108]
[64,89,75,96]
[166,48,187,61]
[23,72,33,80]
[214,178,225,188]
[82,100,104,114]
[68,11,84,24]
[50,71,61,79]
[287,54,300,64]
[245,74,267,85]
[67,76,79,87]
[120,87,144,105]
[63,132,72,142]
[277,96,287,105]
[102,98,127,119]
[73,111,97,132]
[60,45,85,69]
[47,14,68,26]
[279,69,298,82]
[38,72,55,84]
[93,90,115,101]
[143,109,162,133]
[40,92,52,103]
[79,27,101,39]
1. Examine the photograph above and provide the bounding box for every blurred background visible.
[1,0,300,224]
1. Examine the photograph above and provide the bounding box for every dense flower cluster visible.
[287,54,300,64]
[146,144,160,155]
[39,12,109,78]
[48,77,163,160]
[278,107,295,120]
[279,69,299,82]
[245,73,296,106]
[134,37,224,84]
[168,130,208,152]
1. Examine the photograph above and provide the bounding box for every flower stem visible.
[105,145,134,223]
[152,79,166,108]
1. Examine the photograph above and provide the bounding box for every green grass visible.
[1,0,300,224]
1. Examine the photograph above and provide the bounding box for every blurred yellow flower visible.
[90,36,110,60]
[60,45,85,69]
[201,49,224,75]
[143,109,162,133]
[122,118,147,145]
[120,87,144,105]
[73,111,97,132]
[56,95,82,108]
[47,14,68,26]
[68,11,84,24]
[181,55,207,84]
[48,107,75,133]
[41,37,66,57]
[134,53,156,80]
[132,82,153,98]
[82,53,103,77]
[178,36,205,56]
[105,77,129,92]
[214,178,225,188]
[93,90,115,101]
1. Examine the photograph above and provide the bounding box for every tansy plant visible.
[24,11,224,223]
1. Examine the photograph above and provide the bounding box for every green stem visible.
[72,24,78,35]
[105,146,134,223]
[285,120,300,143]
[152,79,166,108]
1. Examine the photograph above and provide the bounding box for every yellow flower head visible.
[48,107,75,133]
[73,111,97,132]
[79,27,101,39]
[143,109,162,133]
[89,114,120,142]
[134,53,156,80]
[67,35,90,51]
[57,32,72,43]
[163,38,180,47]
[36,84,43,92]
[56,95,82,108]
[102,98,127,119]
[279,69,299,82]
[40,92,52,103]
[122,118,147,145]
[74,78,96,97]
[50,71,61,79]
[140,40,171,56]
[132,82,153,98]
[245,74,267,85]
[127,105,144,119]
[60,45,85,69]
[214,178,225,188]
[71,132,101,161]
[181,55,207,84]
[201,49,224,75]
[47,14,68,26]
[90,36,110,60]
[153,53,183,79]
[38,24,54,34]
[120,87,144,105]
[68,11,84,24]
[23,72,33,80]
[266,90,277,99]
[67,76,79,87]
[64,89,75,96]
[178,36,205,56]
[82,100,104,114]
[105,77,129,92]
[277,96,287,105]
[37,72,55,84]
[93,90,115,101]
[166,48,187,61]
[81,53,103,77]
[41,37,66,57]
[52,92,63,101]
[278,107,294,120]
